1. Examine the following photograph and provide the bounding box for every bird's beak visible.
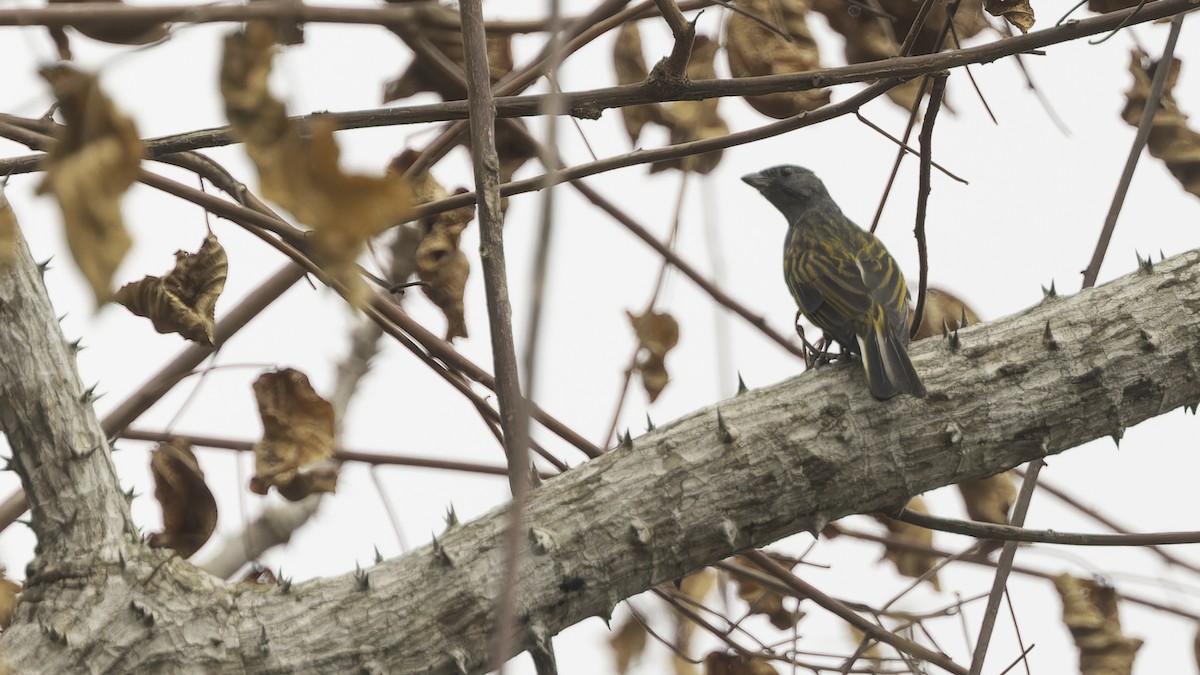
[741,172,769,190]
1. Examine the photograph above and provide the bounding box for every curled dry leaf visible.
[729,555,804,630]
[47,0,170,60]
[37,65,142,305]
[956,472,1016,525]
[703,652,779,675]
[0,567,20,630]
[984,0,1035,33]
[221,22,412,306]
[115,233,227,345]
[911,286,981,340]
[810,0,923,110]
[873,496,940,590]
[1054,574,1144,674]
[612,22,667,146]
[147,439,218,558]
[650,36,729,175]
[383,3,513,102]
[725,0,830,119]
[1123,51,1200,200]
[874,0,987,55]
[609,615,648,674]
[627,309,680,402]
[250,368,339,501]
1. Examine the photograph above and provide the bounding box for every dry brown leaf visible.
[704,652,779,675]
[47,0,169,60]
[725,0,830,119]
[221,23,412,305]
[0,187,16,268]
[874,0,987,55]
[730,555,804,630]
[984,0,1035,32]
[1054,574,1144,674]
[383,3,513,102]
[810,0,922,109]
[956,472,1017,525]
[650,36,729,174]
[1123,51,1200,200]
[671,569,717,675]
[609,615,648,674]
[147,439,218,558]
[0,568,20,630]
[627,309,680,402]
[874,496,940,590]
[37,65,142,304]
[115,233,227,345]
[911,286,981,340]
[613,22,666,146]
[250,368,339,501]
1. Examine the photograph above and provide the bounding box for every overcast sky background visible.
[2,1,1199,672]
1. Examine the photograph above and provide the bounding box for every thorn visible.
[1112,427,1124,448]
[450,649,470,675]
[1042,280,1057,299]
[960,305,969,328]
[444,504,459,529]
[353,562,369,590]
[79,383,100,404]
[259,626,269,648]
[737,371,748,395]
[645,412,655,432]
[673,577,683,590]
[528,464,542,488]
[118,551,126,569]
[1042,321,1058,351]
[1137,250,1154,273]
[629,519,651,546]
[1160,249,1166,262]
[949,328,960,353]
[721,518,738,547]
[373,546,383,564]
[124,486,138,504]
[807,513,829,539]
[278,568,292,594]
[618,429,633,451]
[716,409,738,443]
[599,610,612,630]
[528,526,555,555]
[432,533,452,567]
[941,319,950,338]
[68,338,84,354]
[36,257,52,276]
[57,312,68,323]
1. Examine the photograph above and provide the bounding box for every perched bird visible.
[742,165,925,399]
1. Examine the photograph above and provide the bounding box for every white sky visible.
[2,1,1199,673]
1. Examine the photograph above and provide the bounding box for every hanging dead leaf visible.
[1054,574,1144,674]
[874,0,988,56]
[383,3,513,102]
[729,555,805,630]
[0,187,16,268]
[115,233,227,345]
[609,615,648,674]
[703,652,779,675]
[911,287,981,340]
[810,0,923,110]
[984,0,1035,33]
[669,569,716,675]
[627,310,680,402]
[221,23,412,305]
[650,36,729,174]
[36,65,142,304]
[46,0,169,60]
[250,368,339,500]
[613,22,667,146]
[418,189,474,341]
[873,496,940,590]
[0,567,20,630]
[147,439,218,558]
[1123,51,1200,200]
[725,0,830,119]
[956,472,1016,525]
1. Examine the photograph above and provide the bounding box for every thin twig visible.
[1081,14,1186,289]
[854,112,968,184]
[909,72,947,340]
[893,506,1200,546]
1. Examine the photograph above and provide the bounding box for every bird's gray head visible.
[741,165,832,222]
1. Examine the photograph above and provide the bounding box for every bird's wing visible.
[790,245,873,342]
[853,236,911,335]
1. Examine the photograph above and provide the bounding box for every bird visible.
[742,165,925,399]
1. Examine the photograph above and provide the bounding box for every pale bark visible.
[2,186,1199,672]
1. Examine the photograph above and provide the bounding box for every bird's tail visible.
[857,324,926,400]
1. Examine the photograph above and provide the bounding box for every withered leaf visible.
[383,3,513,102]
[873,496,940,590]
[874,0,987,56]
[650,36,729,175]
[1054,574,1143,674]
[810,0,923,110]
[612,22,666,146]
[37,65,142,304]
[911,286,981,340]
[0,567,20,630]
[627,309,680,402]
[609,615,648,674]
[115,233,227,345]
[147,439,218,558]
[221,23,412,305]
[703,652,780,675]
[984,0,1035,33]
[250,368,339,500]
[956,472,1016,526]
[725,0,830,119]
[1123,51,1200,200]
[46,0,169,60]
[729,555,804,630]
[420,194,474,341]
